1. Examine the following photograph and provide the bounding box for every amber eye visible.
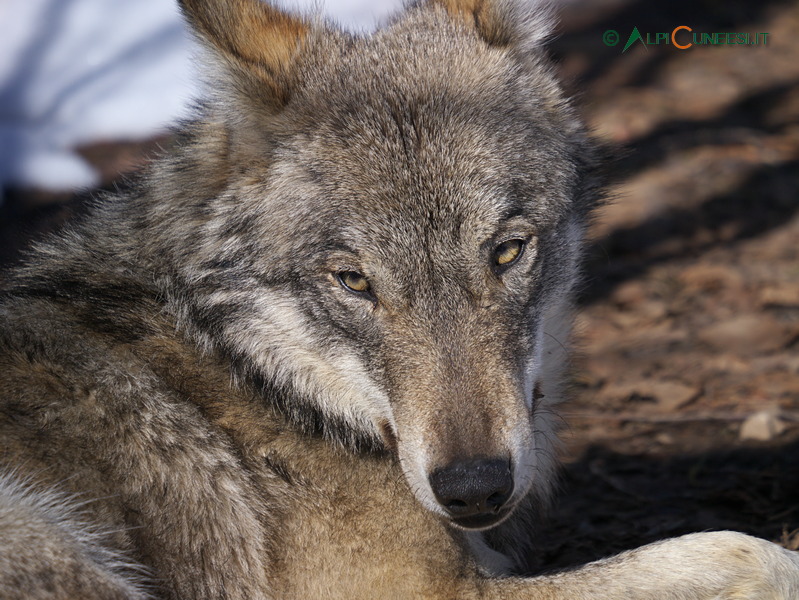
[337,271,371,295]
[493,239,525,270]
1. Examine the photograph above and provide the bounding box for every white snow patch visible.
[0,0,403,193]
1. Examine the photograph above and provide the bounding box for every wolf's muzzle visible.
[428,458,513,529]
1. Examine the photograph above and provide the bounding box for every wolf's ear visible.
[178,0,309,108]
[428,0,554,51]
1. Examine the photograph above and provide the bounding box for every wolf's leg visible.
[468,531,799,600]
[0,472,149,600]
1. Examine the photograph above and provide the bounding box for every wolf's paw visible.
[474,531,799,600]
[660,531,799,599]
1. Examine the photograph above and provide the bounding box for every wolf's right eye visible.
[492,239,525,272]
[337,271,371,295]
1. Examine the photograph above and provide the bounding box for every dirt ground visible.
[1,0,797,574]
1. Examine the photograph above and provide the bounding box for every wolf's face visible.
[176,0,593,529]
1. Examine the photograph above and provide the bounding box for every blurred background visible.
[1,0,797,573]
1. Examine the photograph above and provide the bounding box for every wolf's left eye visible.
[493,239,525,271]
[337,271,372,295]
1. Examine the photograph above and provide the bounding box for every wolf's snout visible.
[428,458,513,529]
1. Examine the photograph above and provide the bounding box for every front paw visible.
[652,531,799,599]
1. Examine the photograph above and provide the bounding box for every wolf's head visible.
[169,0,596,530]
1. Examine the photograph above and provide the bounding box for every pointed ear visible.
[428,0,555,50]
[178,0,309,107]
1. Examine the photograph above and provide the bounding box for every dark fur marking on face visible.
[184,300,248,339]
[249,371,387,455]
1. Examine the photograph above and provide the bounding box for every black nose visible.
[428,458,513,526]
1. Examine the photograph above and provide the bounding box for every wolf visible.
[1,0,798,598]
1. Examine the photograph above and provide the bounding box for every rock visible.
[739,410,787,442]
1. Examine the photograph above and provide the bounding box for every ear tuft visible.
[428,0,556,50]
[179,0,309,106]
